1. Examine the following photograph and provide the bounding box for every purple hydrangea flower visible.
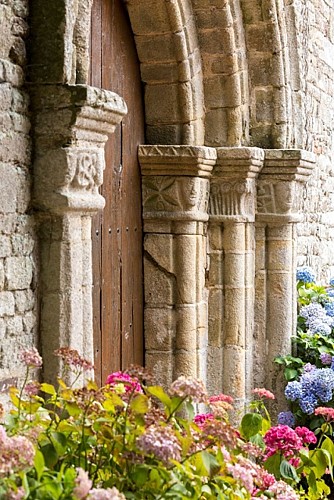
[296,267,316,283]
[303,363,316,373]
[320,352,333,365]
[277,411,296,428]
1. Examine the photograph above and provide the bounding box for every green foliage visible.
[0,351,301,500]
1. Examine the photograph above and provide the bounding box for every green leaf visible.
[240,413,262,439]
[65,401,82,416]
[309,449,329,479]
[40,382,56,395]
[280,459,299,482]
[130,394,149,414]
[264,453,281,479]
[201,451,221,476]
[146,386,172,407]
[51,432,67,456]
[284,368,298,381]
[201,485,212,495]
[34,449,45,480]
[185,401,195,420]
[40,443,58,469]
[131,466,149,487]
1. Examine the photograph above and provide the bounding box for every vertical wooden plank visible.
[116,0,144,369]
[89,0,103,386]
[91,0,144,383]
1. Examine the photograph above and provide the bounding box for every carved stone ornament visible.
[32,84,127,214]
[139,145,215,221]
[142,176,209,219]
[208,147,264,222]
[257,181,297,215]
[209,178,256,219]
[256,149,316,222]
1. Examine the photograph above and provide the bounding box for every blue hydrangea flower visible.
[278,411,295,427]
[285,368,334,414]
[296,267,316,283]
[299,302,333,335]
[285,381,302,401]
[328,289,334,298]
[299,394,318,414]
[324,301,334,318]
[329,277,334,286]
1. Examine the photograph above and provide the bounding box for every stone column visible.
[31,84,127,383]
[208,148,264,410]
[138,146,216,387]
[256,149,316,412]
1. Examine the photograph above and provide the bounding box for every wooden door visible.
[90,0,144,386]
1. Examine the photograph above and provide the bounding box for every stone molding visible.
[139,145,216,222]
[256,149,316,223]
[209,147,264,222]
[32,84,127,214]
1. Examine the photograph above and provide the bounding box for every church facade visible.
[0,0,333,411]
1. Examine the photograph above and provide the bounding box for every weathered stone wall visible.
[0,0,38,392]
[0,0,334,404]
[293,0,334,281]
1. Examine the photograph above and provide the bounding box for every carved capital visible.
[138,145,216,177]
[142,176,210,220]
[139,145,215,222]
[209,147,264,222]
[256,149,316,223]
[32,84,127,214]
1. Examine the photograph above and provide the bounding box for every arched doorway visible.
[90,0,144,385]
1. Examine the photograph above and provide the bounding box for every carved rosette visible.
[139,145,216,221]
[256,149,316,223]
[32,84,127,214]
[209,147,264,222]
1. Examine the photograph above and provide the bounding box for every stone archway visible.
[28,0,315,412]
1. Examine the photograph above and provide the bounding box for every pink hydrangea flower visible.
[106,371,142,393]
[209,393,234,404]
[264,425,303,459]
[194,413,214,428]
[315,406,334,421]
[169,376,207,403]
[73,468,92,499]
[0,426,35,477]
[252,388,275,400]
[54,348,94,372]
[19,347,43,368]
[88,487,126,499]
[137,424,181,464]
[227,462,254,492]
[294,426,317,445]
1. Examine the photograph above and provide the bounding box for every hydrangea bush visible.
[0,348,310,499]
[275,268,334,423]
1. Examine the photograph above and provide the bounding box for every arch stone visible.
[125,0,206,145]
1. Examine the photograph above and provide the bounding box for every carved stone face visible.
[179,178,199,209]
[275,182,295,213]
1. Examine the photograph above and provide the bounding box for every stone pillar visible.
[208,148,264,410]
[31,84,127,383]
[138,145,216,387]
[256,149,316,412]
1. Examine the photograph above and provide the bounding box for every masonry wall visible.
[0,0,38,392]
[294,0,334,280]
